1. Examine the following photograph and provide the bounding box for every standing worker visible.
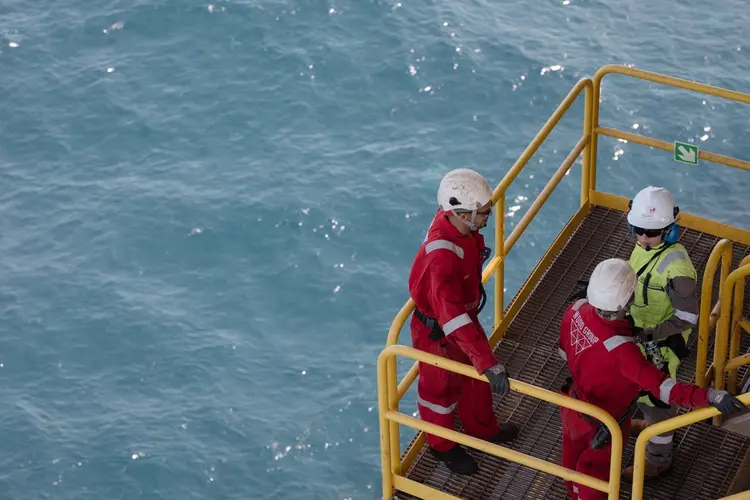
[622,186,699,481]
[558,258,745,500]
[408,168,518,476]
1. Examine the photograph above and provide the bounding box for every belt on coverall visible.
[414,284,487,341]
[562,378,638,450]
[413,247,492,341]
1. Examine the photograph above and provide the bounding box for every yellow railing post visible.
[386,357,401,474]
[377,348,394,499]
[590,74,602,194]
[386,301,416,476]
[495,191,505,330]
[696,239,731,387]
[581,79,594,206]
[385,309,405,476]
[630,392,750,500]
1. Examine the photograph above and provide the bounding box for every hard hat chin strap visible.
[451,209,479,232]
[594,293,634,321]
[596,308,626,321]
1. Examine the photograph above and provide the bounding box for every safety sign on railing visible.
[674,141,699,165]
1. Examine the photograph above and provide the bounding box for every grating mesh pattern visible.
[395,206,750,500]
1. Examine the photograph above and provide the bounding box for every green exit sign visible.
[674,141,699,165]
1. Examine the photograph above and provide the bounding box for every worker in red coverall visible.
[408,168,519,476]
[558,258,745,500]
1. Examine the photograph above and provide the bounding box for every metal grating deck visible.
[396,206,750,500]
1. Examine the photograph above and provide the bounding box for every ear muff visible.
[663,205,681,244]
[663,223,680,244]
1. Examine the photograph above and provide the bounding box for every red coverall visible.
[408,209,500,452]
[558,298,710,500]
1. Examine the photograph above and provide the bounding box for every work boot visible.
[430,445,478,475]
[629,418,648,438]
[621,461,673,483]
[490,422,520,443]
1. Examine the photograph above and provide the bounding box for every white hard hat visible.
[587,258,637,312]
[437,168,493,212]
[627,186,677,230]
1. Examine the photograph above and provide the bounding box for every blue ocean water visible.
[1,0,749,498]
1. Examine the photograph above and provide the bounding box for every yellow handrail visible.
[724,353,750,374]
[595,127,750,172]
[377,344,624,500]
[592,65,750,173]
[630,393,750,500]
[720,491,750,500]
[594,64,750,104]
[696,239,732,387]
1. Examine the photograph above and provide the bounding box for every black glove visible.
[484,364,510,398]
[480,247,492,264]
[708,388,747,416]
[632,326,646,343]
[560,376,573,394]
[628,315,651,343]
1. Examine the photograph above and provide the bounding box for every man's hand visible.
[631,326,645,342]
[632,326,656,344]
[484,364,510,398]
[708,388,747,416]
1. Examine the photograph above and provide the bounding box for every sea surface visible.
[1,0,749,498]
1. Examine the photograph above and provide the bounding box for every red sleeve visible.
[428,255,497,374]
[615,340,709,408]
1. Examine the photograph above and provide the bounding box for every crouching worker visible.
[558,258,745,500]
